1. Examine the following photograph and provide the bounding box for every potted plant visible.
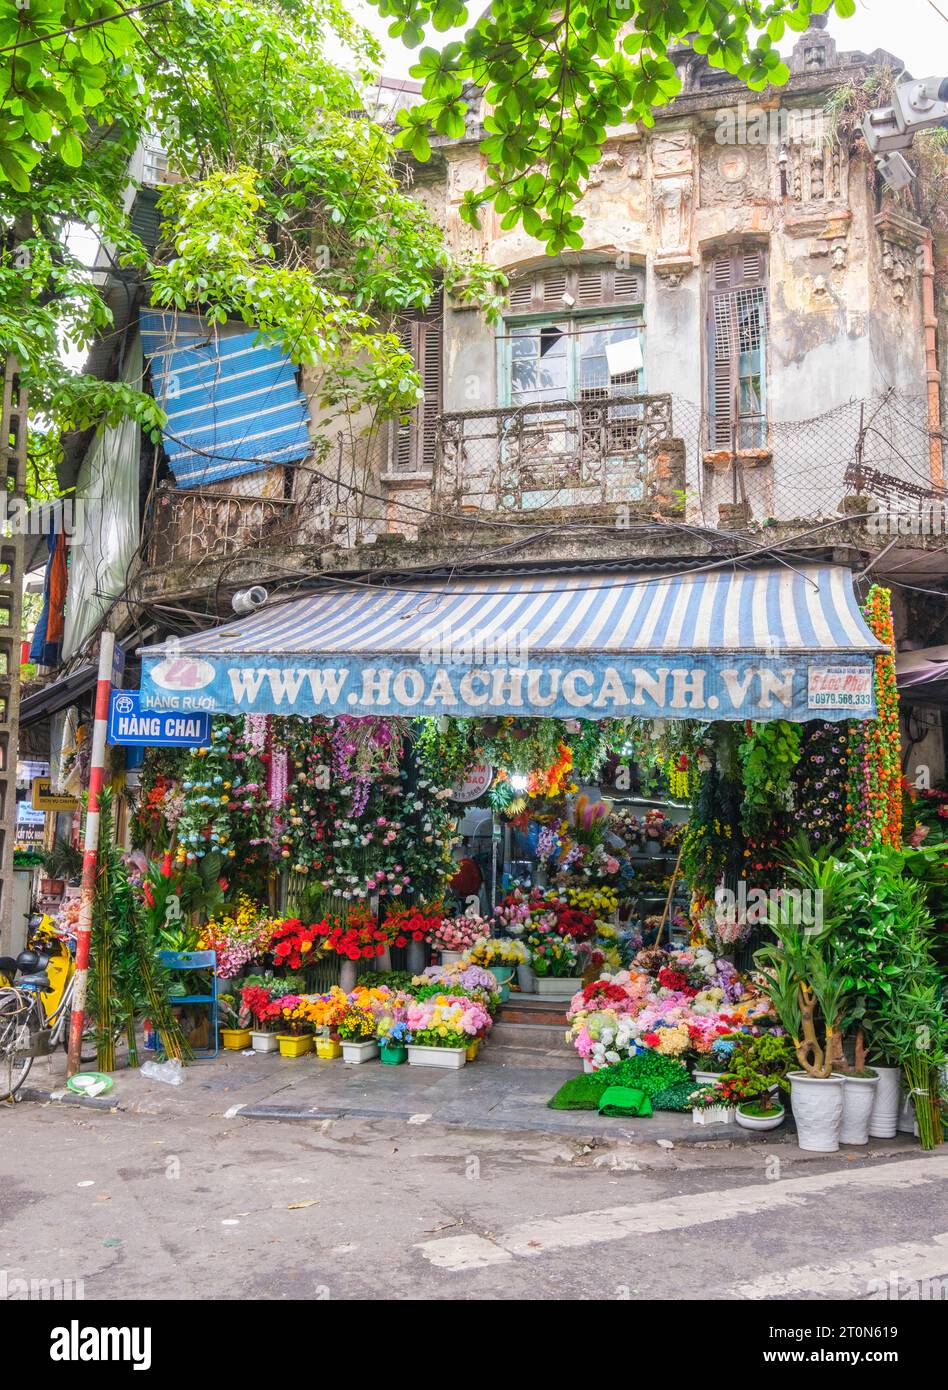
[274,996,315,1057]
[308,986,348,1059]
[338,1004,379,1064]
[404,994,489,1068]
[378,1019,410,1065]
[466,937,530,999]
[721,1034,794,1132]
[523,935,582,999]
[218,992,252,1051]
[39,838,83,897]
[755,848,859,1151]
[240,983,280,1052]
[689,1082,736,1126]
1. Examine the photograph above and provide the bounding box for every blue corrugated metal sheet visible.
[139,311,311,487]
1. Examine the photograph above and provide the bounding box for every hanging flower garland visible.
[846,585,902,848]
[176,718,270,866]
[275,716,337,875]
[791,721,849,848]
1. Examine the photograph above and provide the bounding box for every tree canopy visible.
[0,0,501,494]
[378,0,857,251]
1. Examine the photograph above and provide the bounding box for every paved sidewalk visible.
[16,1045,921,1155]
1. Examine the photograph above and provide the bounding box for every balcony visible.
[433,394,682,514]
[147,486,300,568]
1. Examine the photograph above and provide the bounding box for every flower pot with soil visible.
[736,1100,786,1132]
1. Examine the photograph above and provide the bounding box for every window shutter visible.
[707,247,767,449]
[506,264,645,314]
[391,293,442,473]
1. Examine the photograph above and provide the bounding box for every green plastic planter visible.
[380,1045,407,1065]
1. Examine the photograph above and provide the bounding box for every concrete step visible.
[489,1020,570,1049]
[497,1002,568,1027]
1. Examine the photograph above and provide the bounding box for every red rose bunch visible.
[551,903,597,942]
[270,918,322,970]
[315,906,390,962]
[381,903,445,949]
[657,966,696,996]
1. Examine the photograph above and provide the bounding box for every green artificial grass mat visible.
[548,1053,697,1113]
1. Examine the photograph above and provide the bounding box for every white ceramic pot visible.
[534,975,584,998]
[868,1065,902,1138]
[840,1072,879,1145]
[250,1031,278,1053]
[517,963,535,992]
[407,1044,467,1069]
[440,950,465,966]
[338,958,359,992]
[788,1072,844,1152]
[736,1104,786,1132]
[341,1039,379,1065]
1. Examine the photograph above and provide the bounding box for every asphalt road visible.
[2,1098,947,1303]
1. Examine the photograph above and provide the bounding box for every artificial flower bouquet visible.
[405,994,492,1047]
[307,986,349,1035]
[315,906,392,962]
[527,933,580,979]
[414,963,500,1008]
[429,912,491,955]
[200,895,278,978]
[466,937,530,968]
[275,995,318,1037]
[380,902,445,949]
[337,1003,377,1042]
[240,983,284,1032]
[564,884,618,919]
[378,1018,411,1051]
[270,917,324,971]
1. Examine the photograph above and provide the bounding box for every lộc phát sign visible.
[107,690,211,747]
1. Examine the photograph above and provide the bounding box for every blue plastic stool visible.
[157,949,219,1058]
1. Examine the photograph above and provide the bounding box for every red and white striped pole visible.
[66,630,115,1078]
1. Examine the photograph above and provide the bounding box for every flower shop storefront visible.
[116,565,946,1149]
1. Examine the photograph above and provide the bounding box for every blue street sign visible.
[107,690,211,747]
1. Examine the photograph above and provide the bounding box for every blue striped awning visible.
[140,565,884,722]
[140,311,311,487]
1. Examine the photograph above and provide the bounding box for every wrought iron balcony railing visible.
[434,393,678,512]
[147,486,299,567]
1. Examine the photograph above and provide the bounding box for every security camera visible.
[877,150,917,192]
[231,586,268,614]
[862,76,948,155]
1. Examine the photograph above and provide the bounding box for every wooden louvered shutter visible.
[707,247,767,449]
[391,293,443,473]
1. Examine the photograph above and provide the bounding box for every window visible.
[390,292,442,473]
[706,246,768,450]
[502,265,646,408]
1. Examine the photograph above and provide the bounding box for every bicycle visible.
[0,928,95,1101]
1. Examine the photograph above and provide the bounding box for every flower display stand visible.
[407,1044,467,1069]
[534,975,583,999]
[342,1039,379,1064]
[250,1031,278,1053]
[277,1034,312,1058]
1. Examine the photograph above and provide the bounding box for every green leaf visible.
[0,146,30,191]
[57,129,83,168]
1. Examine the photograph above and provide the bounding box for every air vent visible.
[507,279,534,311]
[542,270,568,304]
[615,269,643,302]
[577,268,606,304]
